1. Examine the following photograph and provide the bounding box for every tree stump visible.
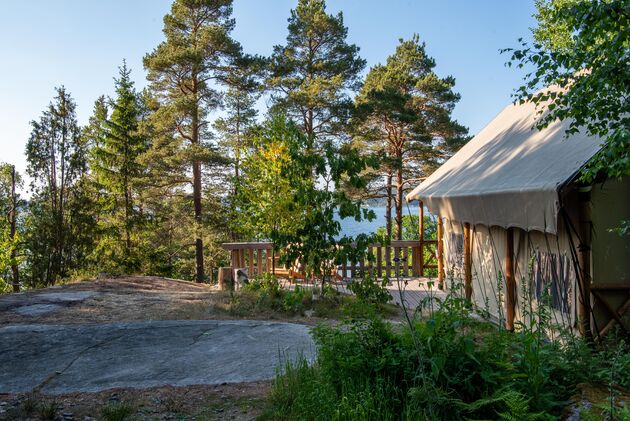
[218,267,233,291]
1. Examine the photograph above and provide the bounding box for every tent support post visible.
[464,223,472,301]
[505,227,516,331]
[419,201,424,276]
[577,186,593,341]
[437,215,445,289]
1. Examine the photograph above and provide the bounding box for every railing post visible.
[419,202,424,276]
[412,244,421,276]
[248,249,254,276]
[376,245,382,278]
[231,250,238,270]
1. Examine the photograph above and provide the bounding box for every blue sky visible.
[0,0,536,181]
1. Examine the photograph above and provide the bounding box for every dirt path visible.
[0,276,225,325]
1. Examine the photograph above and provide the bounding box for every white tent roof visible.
[406,94,603,234]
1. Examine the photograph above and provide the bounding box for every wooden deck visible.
[280,277,447,310]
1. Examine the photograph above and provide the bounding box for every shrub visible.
[282,285,307,313]
[263,285,625,420]
[37,400,59,420]
[100,401,135,421]
[347,273,392,306]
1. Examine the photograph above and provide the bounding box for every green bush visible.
[347,273,392,306]
[263,286,626,420]
[283,285,307,313]
[225,273,397,319]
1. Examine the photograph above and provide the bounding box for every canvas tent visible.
[407,93,629,338]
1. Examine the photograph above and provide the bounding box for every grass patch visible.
[37,400,59,420]
[21,396,37,416]
[100,401,135,421]
[213,274,399,320]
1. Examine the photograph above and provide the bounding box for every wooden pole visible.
[418,201,424,241]
[505,227,516,331]
[437,215,445,290]
[464,223,472,301]
[419,201,424,276]
[577,186,593,340]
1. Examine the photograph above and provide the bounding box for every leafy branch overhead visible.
[504,0,629,182]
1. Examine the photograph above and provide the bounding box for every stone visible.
[0,320,315,395]
[13,303,64,317]
[36,291,97,303]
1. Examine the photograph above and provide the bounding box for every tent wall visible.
[441,215,578,331]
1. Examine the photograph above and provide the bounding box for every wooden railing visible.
[222,242,274,277]
[221,240,438,280]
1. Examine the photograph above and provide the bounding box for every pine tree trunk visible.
[385,172,393,240]
[395,166,403,241]
[234,99,241,198]
[55,101,68,285]
[307,107,314,150]
[124,186,131,257]
[9,165,19,292]
[124,139,132,259]
[192,103,205,283]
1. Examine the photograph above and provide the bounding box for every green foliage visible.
[37,400,59,420]
[237,115,310,242]
[376,214,437,241]
[25,87,96,287]
[264,282,627,420]
[505,0,629,182]
[222,273,395,320]
[143,0,241,282]
[0,163,23,291]
[347,273,392,306]
[100,401,135,421]
[268,0,365,143]
[239,113,379,288]
[19,396,37,417]
[231,274,307,316]
[213,54,263,204]
[353,35,468,239]
[89,62,148,273]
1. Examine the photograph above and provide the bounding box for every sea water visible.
[337,205,424,237]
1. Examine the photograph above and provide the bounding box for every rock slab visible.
[0,320,315,395]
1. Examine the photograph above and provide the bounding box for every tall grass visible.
[261,277,630,420]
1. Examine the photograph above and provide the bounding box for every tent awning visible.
[406,94,603,234]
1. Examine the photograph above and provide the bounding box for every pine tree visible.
[25,87,91,285]
[144,0,241,282]
[90,62,147,271]
[268,0,365,147]
[354,35,468,240]
[213,58,261,199]
[0,163,22,292]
